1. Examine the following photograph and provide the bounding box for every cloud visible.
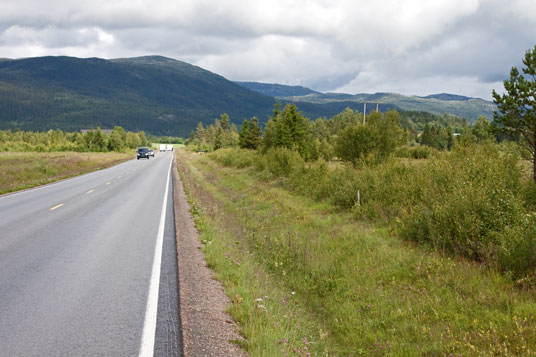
[0,0,535,99]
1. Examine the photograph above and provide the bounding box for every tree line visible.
[0,126,149,152]
[187,102,499,166]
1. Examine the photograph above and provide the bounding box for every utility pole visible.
[363,102,380,124]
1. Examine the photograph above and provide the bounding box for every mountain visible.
[236,81,320,97]
[243,84,496,123]
[0,56,496,136]
[418,93,474,101]
[0,56,280,136]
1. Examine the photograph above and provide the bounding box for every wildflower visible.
[291,291,296,295]
[254,298,263,302]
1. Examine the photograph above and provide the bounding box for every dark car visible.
[137,147,150,160]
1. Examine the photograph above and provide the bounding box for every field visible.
[0,151,132,194]
[176,148,536,356]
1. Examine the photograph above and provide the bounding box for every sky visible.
[0,0,535,100]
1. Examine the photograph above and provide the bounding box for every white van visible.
[159,144,166,152]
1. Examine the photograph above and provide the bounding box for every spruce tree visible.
[492,45,536,181]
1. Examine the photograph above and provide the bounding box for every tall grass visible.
[0,152,132,194]
[209,144,536,281]
[178,149,536,356]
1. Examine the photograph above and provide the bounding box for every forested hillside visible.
[0,56,279,136]
[0,56,408,137]
[0,56,497,136]
[241,82,496,122]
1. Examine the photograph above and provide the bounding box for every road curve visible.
[0,151,181,356]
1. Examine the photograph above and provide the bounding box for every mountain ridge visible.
[236,82,496,122]
[0,55,277,136]
[0,56,495,136]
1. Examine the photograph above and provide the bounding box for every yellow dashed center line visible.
[106,182,111,185]
[117,176,122,179]
[50,203,64,211]
[87,189,95,194]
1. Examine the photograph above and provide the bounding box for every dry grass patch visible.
[0,151,132,194]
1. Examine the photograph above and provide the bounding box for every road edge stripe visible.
[138,155,173,357]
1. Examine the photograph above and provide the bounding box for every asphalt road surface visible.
[0,151,182,356]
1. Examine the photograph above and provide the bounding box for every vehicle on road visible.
[159,144,166,152]
[166,144,173,151]
[137,147,150,160]
[148,149,155,157]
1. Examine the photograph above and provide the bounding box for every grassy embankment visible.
[0,151,132,194]
[176,148,536,356]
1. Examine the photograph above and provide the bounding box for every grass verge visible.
[0,151,132,194]
[176,149,536,356]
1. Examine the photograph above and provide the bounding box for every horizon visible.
[1,1,535,100]
[0,54,494,102]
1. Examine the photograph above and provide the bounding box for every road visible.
[0,151,182,356]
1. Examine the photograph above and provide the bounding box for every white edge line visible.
[138,155,173,357]
[0,159,133,201]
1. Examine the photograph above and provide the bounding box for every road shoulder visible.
[172,156,247,356]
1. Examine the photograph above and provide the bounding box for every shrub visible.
[399,144,526,264]
[395,145,436,159]
[498,213,536,279]
[205,144,536,279]
[210,148,258,168]
[335,124,379,165]
[264,147,304,177]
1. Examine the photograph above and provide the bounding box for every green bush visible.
[209,148,258,168]
[395,145,436,159]
[289,160,339,201]
[399,144,527,265]
[522,181,536,211]
[264,147,304,177]
[206,144,536,279]
[498,213,536,279]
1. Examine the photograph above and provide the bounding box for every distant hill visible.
[243,83,496,122]
[236,81,320,97]
[0,56,418,136]
[418,93,473,101]
[0,56,496,136]
[0,56,279,136]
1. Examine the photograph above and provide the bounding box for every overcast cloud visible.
[0,0,535,99]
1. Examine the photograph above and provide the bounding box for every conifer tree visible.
[492,45,536,181]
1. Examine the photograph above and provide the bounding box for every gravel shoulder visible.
[172,157,247,357]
